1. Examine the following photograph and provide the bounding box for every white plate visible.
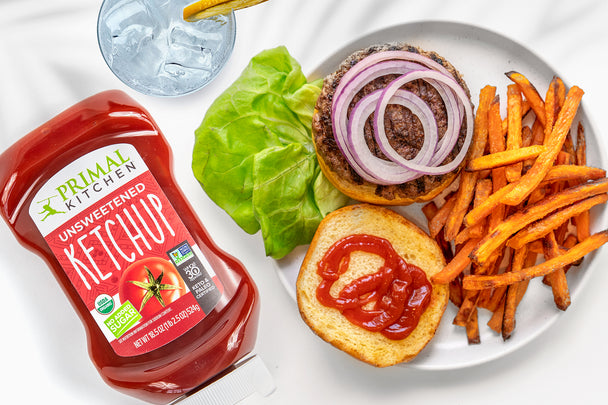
[273,21,608,370]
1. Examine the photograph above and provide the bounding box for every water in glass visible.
[98,0,236,96]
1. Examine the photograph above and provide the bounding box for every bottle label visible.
[29,144,223,357]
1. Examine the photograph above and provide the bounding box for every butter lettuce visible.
[192,46,348,259]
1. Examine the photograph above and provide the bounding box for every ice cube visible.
[163,51,213,75]
[110,25,165,89]
[102,0,152,36]
[170,24,222,50]
[166,26,215,72]
[110,24,153,60]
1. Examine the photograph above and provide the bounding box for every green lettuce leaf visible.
[252,143,321,258]
[192,46,348,259]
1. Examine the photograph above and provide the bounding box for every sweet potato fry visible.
[421,201,438,220]
[575,210,591,242]
[521,126,536,173]
[453,289,480,327]
[453,225,480,246]
[431,238,479,284]
[528,186,548,207]
[463,230,608,289]
[556,150,572,166]
[484,285,508,313]
[470,178,608,266]
[543,232,571,310]
[501,284,518,339]
[477,169,492,180]
[454,179,492,244]
[527,240,544,254]
[463,183,514,228]
[550,154,572,215]
[522,125,533,147]
[481,275,509,312]
[561,233,585,269]
[502,278,531,340]
[487,294,506,334]
[564,233,578,249]
[548,154,578,245]
[506,193,608,250]
[501,246,532,340]
[488,95,505,155]
[443,86,496,241]
[562,132,576,160]
[475,249,505,309]
[544,77,559,141]
[574,122,591,241]
[449,275,464,307]
[576,122,587,166]
[505,84,524,182]
[466,145,545,172]
[506,71,546,127]
[427,194,456,239]
[422,201,454,262]
[560,234,585,268]
[502,99,532,136]
[501,246,536,334]
[522,99,532,117]
[550,156,572,220]
[501,86,585,206]
[466,307,481,345]
[487,96,508,233]
[541,164,605,185]
[555,221,569,246]
[475,178,494,205]
[531,118,545,146]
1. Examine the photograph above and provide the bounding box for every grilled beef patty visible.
[312,43,471,201]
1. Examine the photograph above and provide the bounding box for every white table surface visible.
[1,0,607,404]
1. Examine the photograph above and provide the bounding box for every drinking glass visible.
[97,0,236,97]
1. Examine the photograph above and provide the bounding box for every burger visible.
[312,43,474,205]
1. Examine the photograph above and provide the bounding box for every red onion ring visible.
[332,60,428,169]
[373,69,473,175]
[347,89,438,184]
[330,50,473,185]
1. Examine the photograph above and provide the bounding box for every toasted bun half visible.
[296,204,448,367]
[312,43,472,205]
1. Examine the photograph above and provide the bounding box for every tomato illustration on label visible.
[119,257,186,319]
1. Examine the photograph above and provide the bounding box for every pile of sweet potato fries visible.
[423,71,608,343]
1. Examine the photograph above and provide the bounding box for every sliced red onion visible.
[329,50,473,185]
[346,89,438,184]
[336,50,458,96]
[332,60,456,175]
[347,90,438,184]
[332,60,427,165]
[373,70,473,175]
[427,80,463,165]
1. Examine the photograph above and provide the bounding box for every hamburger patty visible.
[312,43,471,201]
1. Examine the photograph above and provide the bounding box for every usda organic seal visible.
[95,294,115,315]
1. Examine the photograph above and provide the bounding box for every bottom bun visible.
[296,204,449,367]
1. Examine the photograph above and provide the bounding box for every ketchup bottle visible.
[0,90,273,404]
